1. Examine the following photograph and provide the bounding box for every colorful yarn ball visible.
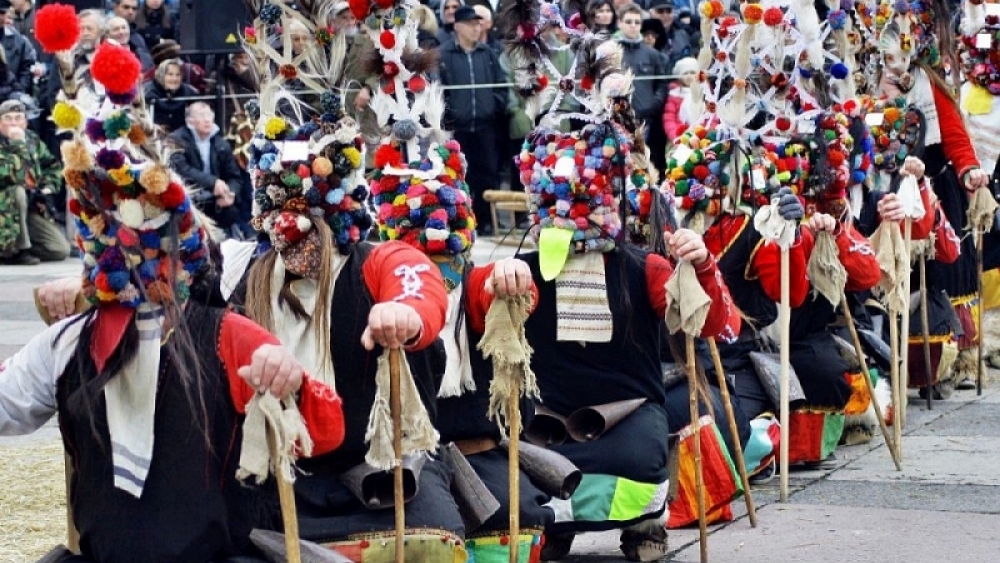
[91,42,142,94]
[34,4,81,53]
[52,101,82,130]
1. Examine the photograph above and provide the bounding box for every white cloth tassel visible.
[438,287,475,398]
[365,350,439,471]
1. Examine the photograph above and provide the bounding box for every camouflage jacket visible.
[0,130,61,254]
[0,130,62,194]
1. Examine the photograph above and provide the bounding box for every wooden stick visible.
[840,296,902,470]
[919,255,934,411]
[900,218,913,429]
[706,338,757,527]
[779,248,790,502]
[889,304,902,460]
[509,386,521,563]
[65,454,79,554]
[686,335,708,563]
[389,348,405,563]
[977,228,986,396]
[267,419,301,563]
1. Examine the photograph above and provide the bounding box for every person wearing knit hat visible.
[6,6,346,561]
[500,8,741,556]
[232,2,468,560]
[660,56,697,142]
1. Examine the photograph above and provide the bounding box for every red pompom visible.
[91,42,142,94]
[374,144,403,169]
[580,75,594,91]
[763,6,784,26]
[35,4,80,53]
[160,182,186,209]
[409,75,427,93]
[349,0,370,20]
[775,116,792,131]
[380,30,396,50]
[538,74,549,90]
[68,198,83,217]
[384,61,400,77]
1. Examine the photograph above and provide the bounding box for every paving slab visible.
[669,504,1000,563]
[829,436,1000,486]
[789,479,1000,514]
[908,403,1000,437]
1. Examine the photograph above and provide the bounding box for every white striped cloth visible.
[104,303,163,498]
[555,252,613,343]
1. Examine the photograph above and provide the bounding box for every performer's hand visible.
[964,168,990,191]
[901,156,925,179]
[238,343,304,399]
[355,86,372,111]
[37,277,84,322]
[362,302,423,350]
[775,187,804,221]
[807,213,838,233]
[667,228,709,265]
[487,258,532,296]
[877,193,905,222]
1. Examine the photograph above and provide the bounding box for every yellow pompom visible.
[109,165,134,187]
[52,102,82,131]
[342,147,362,169]
[264,117,287,140]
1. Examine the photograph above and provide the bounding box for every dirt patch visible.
[0,439,68,561]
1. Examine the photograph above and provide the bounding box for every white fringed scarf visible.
[365,350,439,471]
[104,303,162,498]
[437,283,475,398]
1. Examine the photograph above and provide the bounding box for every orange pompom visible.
[61,140,93,171]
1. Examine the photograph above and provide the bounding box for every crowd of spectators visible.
[0,0,704,262]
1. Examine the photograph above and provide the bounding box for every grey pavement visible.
[2,246,1000,562]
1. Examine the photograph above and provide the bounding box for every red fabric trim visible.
[465,263,539,336]
[362,241,448,351]
[218,312,344,457]
[933,83,980,179]
[754,230,810,307]
[91,305,135,373]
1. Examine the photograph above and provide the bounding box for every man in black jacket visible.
[618,4,669,173]
[167,102,243,234]
[438,6,508,235]
[0,0,37,94]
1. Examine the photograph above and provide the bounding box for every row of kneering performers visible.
[0,92,987,563]
[4,153,975,563]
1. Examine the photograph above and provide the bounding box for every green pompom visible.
[675,179,689,196]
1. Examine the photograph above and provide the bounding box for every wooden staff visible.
[779,247,791,502]
[900,218,913,430]
[977,228,986,396]
[889,297,902,459]
[706,338,757,527]
[686,336,708,563]
[509,384,521,563]
[919,254,934,410]
[840,295,902,470]
[389,348,405,563]
[267,417,301,563]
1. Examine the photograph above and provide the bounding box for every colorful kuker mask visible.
[960,0,1000,95]
[517,121,629,259]
[59,41,210,308]
[249,110,371,276]
[370,139,476,257]
[662,126,735,219]
[861,95,926,188]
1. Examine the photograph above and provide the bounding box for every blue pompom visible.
[138,259,158,279]
[851,170,866,184]
[830,62,849,80]
[106,271,131,292]
[427,217,447,230]
[326,188,345,205]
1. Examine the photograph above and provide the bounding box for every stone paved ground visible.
[2,241,1000,562]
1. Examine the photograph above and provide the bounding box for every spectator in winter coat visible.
[618,4,669,172]
[661,56,698,141]
[144,58,198,134]
[439,5,508,234]
[134,0,176,48]
[0,44,22,104]
[107,16,153,71]
[167,102,244,233]
[0,9,36,94]
[413,4,441,49]
[436,0,463,45]
[647,0,691,72]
